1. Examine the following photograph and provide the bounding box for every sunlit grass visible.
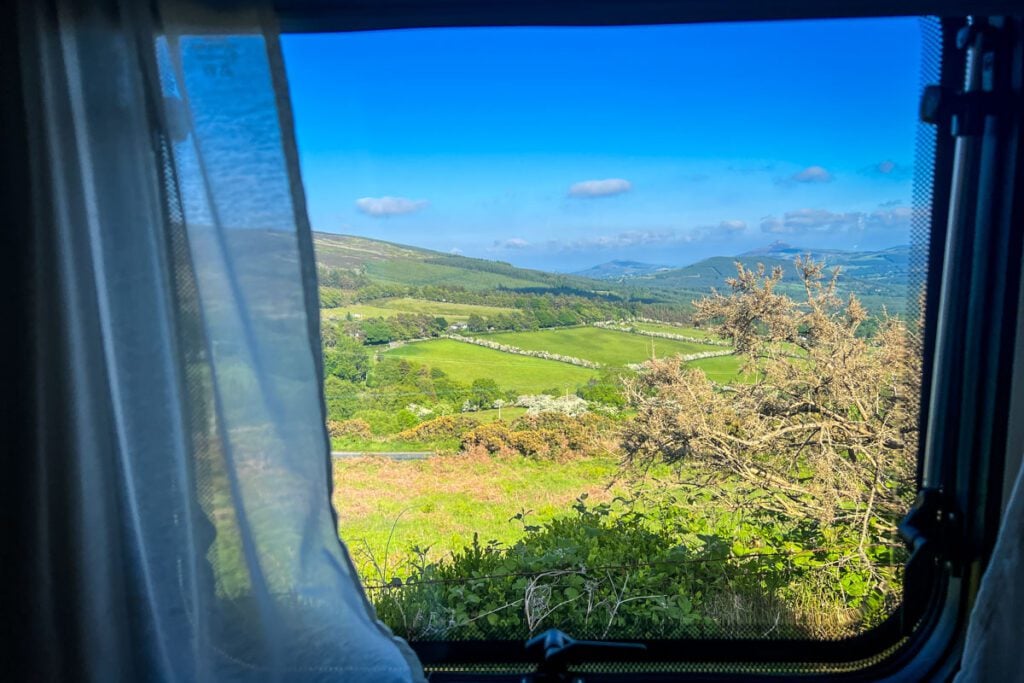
[333,452,625,580]
[483,326,721,366]
[385,338,598,393]
[322,296,516,322]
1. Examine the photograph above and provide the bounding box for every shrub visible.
[507,429,558,457]
[398,415,480,442]
[318,286,345,308]
[323,376,361,421]
[327,418,372,439]
[459,414,614,459]
[355,409,421,436]
[367,493,893,642]
[461,422,514,454]
[513,412,615,455]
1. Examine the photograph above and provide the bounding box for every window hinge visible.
[521,629,647,683]
[899,487,963,632]
[920,86,1003,137]
[920,20,1015,136]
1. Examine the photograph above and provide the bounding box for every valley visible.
[315,231,915,640]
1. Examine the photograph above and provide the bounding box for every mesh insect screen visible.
[371,20,946,657]
[305,20,959,682]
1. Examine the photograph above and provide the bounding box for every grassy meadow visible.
[323,296,516,322]
[484,326,722,366]
[384,338,599,393]
[364,259,545,290]
[333,452,626,579]
[630,322,722,340]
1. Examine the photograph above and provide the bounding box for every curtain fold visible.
[19,0,423,680]
[955,458,1024,682]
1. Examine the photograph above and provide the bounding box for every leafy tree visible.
[323,376,361,421]
[318,286,345,308]
[466,314,488,333]
[368,357,415,387]
[576,368,627,408]
[322,335,370,383]
[469,377,502,409]
[361,318,396,345]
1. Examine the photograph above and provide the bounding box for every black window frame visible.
[274,2,1024,680]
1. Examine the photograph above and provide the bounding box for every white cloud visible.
[760,207,912,235]
[494,237,530,249]
[566,230,673,249]
[791,166,833,183]
[556,221,746,252]
[716,219,747,233]
[354,196,428,217]
[864,159,911,179]
[449,247,463,255]
[568,178,632,198]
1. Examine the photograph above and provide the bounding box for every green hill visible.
[312,233,912,317]
[638,244,911,314]
[313,232,606,293]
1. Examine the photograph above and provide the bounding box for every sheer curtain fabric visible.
[19,0,423,680]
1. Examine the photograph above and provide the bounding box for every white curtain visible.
[955,459,1024,682]
[19,0,423,680]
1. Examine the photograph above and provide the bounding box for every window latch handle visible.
[522,628,647,681]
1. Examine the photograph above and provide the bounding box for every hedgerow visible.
[366,491,903,642]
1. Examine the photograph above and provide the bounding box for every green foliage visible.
[368,357,416,388]
[318,286,346,308]
[316,264,368,290]
[354,409,422,436]
[576,368,628,407]
[361,319,399,345]
[322,335,370,383]
[323,377,361,421]
[397,415,481,442]
[469,377,503,409]
[368,492,903,641]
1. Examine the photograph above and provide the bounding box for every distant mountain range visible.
[312,232,911,314]
[575,240,911,313]
[572,260,673,280]
[575,239,908,284]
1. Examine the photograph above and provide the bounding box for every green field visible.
[373,297,515,319]
[484,326,721,366]
[631,322,723,340]
[333,453,625,579]
[322,303,397,320]
[323,296,516,322]
[385,338,598,393]
[687,354,756,383]
[365,259,544,290]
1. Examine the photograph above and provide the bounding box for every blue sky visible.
[282,18,922,272]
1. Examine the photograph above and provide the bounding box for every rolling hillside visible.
[572,260,671,280]
[312,232,912,316]
[626,243,911,314]
[313,232,607,293]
